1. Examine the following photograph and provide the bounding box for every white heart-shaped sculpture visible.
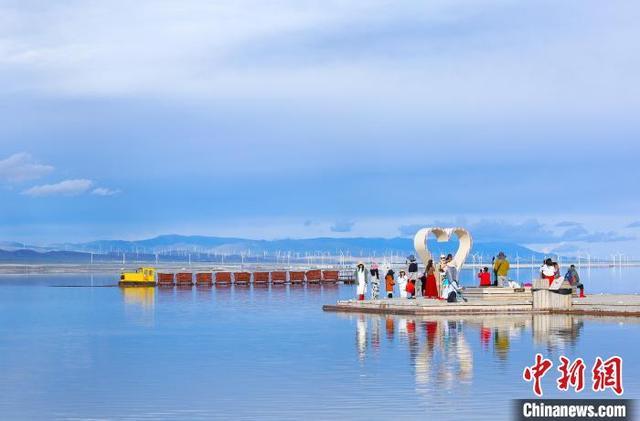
[413,227,473,271]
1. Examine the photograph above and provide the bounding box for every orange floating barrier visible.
[306,269,322,284]
[215,272,232,285]
[271,271,287,284]
[234,272,251,285]
[176,272,193,286]
[289,271,305,284]
[195,272,213,286]
[322,270,339,283]
[158,272,175,287]
[253,272,270,284]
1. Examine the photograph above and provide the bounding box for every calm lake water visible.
[1,266,638,420]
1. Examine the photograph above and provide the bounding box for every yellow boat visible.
[119,267,157,287]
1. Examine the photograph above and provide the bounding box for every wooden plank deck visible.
[323,294,640,317]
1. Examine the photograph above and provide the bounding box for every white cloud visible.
[22,179,93,197]
[91,187,121,196]
[0,153,54,182]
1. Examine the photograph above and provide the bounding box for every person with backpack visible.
[493,252,510,287]
[565,264,585,298]
[385,269,396,298]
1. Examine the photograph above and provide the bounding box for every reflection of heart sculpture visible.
[413,227,473,270]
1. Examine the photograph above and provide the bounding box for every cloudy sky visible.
[1,0,639,255]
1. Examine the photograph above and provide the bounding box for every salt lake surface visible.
[1,266,638,420]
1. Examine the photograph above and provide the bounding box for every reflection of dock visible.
[324,291,640,317]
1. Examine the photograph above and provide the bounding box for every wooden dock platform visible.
[323,293,640,317]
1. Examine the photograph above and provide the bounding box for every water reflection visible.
[120,286,155,309]
[352,314,583,392]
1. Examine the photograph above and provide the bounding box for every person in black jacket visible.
[407,255,420,297]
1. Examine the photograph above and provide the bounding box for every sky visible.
[0,0,639,256]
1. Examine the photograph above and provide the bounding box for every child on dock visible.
[385,270,396,298]
[478,267,491,287]
[406,278,416,299]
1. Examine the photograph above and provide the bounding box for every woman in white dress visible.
[397,270,408,299]
[354,262,368,300]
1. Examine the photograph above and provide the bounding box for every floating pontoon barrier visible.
[234,272,251,285]
[322,270,339,283]
[289,271,305,284]
[195,272,213,286]
[253,272,270,285]
[271,271,287,284]
[215,272,232,286]
[306,269,322,284]
[176,272,193,287]
[157,272,175,287]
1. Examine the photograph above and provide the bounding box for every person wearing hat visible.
[354,262,368,300]
[397,270,409,299]
[493,251,510,287]
[369,262,380,300]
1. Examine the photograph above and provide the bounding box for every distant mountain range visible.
[0,235,549,263]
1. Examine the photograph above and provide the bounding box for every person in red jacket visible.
[478,267,491,287]
[406,278,416,299]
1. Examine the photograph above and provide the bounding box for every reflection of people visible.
[565,264,585,298]
[493,252,510,287]
[356,316,367,361]
[398,270,408,299]
[385,317,395,340]
[355,262,368,300]
[424,260,439,298]
[385,270,396,298]
[370,263,380,300]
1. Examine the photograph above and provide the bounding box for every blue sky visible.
[1,0,639,256]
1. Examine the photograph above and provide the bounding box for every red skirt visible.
[424,274,438,298]
[545,275,555,286]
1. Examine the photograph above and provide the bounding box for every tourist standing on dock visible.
[385,269,396,298]
[370,263,380,300]
[424,259,439,298]
[355,262,368,300]
[478,267,491,286]
[565,264,585,298]
[398,270,409,298]
[492,256,497,286]
[437,254,447,297]
[407,255,420,297]
[540,258,556,286]
[493,252,510,287]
